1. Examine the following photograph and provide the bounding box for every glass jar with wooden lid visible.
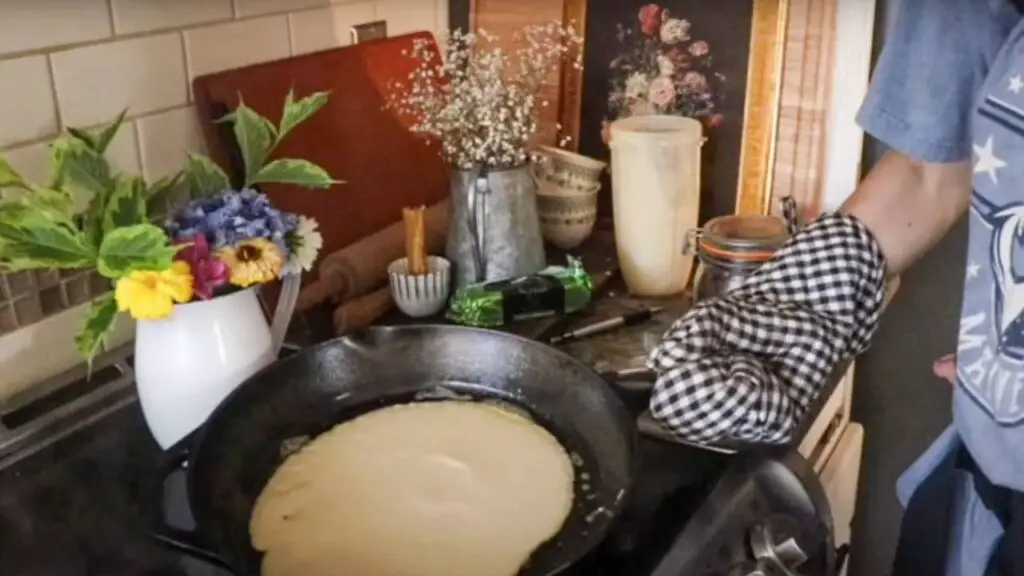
[686,214,791,303]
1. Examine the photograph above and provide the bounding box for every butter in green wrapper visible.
[447,257,594,327]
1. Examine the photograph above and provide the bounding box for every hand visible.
[933,353,956,384]
[647,213,888,445]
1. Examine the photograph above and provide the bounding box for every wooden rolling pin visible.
[333,286,395,333]
[296,199,450,312]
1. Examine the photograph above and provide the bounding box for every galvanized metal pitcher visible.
[446,165,547,287]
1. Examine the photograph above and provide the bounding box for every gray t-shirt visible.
[857,0,1023,572]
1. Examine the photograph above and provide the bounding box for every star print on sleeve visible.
[1010,75,1024,94]
[974,135,1007,185]
[967,261,981,279]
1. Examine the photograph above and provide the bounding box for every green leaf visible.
[278,89,329,141]
[96,223,178,278]
[48,137,71,191]
[92,110,128,154]
[147,172,182,199]
[103,176,148,231]
[61,141,112,196]
[67,110,127,154]
[0,203,96,269]
[183,154,231,197]
[249,159,340,189]
[2,187,76,224]
[53,138,114,228]
[52,139,115,245]
[146,172,185,214]
[75,293,118,363]
[231,102,276,186]
[0,157,28,190]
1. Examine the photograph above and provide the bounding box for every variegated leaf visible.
[96,223,178,278]
[74,293,118,364]
[249,159,339,189]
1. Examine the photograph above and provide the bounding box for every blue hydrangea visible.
[165,188,299,254]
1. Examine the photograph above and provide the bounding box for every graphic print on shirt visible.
[959,71,1024,425]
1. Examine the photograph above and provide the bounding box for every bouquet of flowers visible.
[606,3,726,132]
[0,90,337,364]
[389,25,583,170]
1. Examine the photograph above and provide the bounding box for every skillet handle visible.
[146,443,234,572]
[600,368,657,415]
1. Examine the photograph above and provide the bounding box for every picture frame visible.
[450,0,867,221]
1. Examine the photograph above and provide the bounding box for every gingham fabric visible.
[647,213,888,445]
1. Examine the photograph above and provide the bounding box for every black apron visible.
[891,443,1024,575]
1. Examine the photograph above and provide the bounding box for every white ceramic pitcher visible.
[134,278,299,449]
[609,115,703,296]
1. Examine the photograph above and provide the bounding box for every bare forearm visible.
[840,150,971,274]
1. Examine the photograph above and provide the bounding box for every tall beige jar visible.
[609,115,703,296]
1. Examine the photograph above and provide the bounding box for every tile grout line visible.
[286,12,297,56]
[43,54,64,134]
[131,120,147,181]
[0,103,196,154]
[0,2,335,64]
[180,30,195,105]
[104,0,116,35]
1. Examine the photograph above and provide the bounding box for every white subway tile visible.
[234,0,330,18]
[288,2,375,55]
[105,120,143,176]
[104,312,136,351]
[51,33,187,128]
[136,106,207,181]
[110,0,233,35]
[0,1,111,56]
[0,303,91,403]
[1,142,52,188]
[0,56,58,148]
[375,0,439,36]
[184,16,290,81]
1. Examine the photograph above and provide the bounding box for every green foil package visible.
[447,257,594,327]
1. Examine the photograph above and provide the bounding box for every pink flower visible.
[638,4,662,37]
[648,77,677,108]
[680,71,708,93]
[689,41,709,57]
[665,47,691,74]
[174,234,229,300]
[707,113,725,128]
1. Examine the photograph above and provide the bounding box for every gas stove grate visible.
[0,345,136,470]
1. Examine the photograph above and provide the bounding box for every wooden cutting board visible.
[192,32,450,280]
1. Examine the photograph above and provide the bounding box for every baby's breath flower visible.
[388,24,583,170]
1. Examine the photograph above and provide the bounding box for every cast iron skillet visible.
[151,325,638,575]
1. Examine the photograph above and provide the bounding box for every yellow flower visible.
[216,238,285,288]
[115,261,195,320]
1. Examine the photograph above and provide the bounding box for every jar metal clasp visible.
[682,228,702,255]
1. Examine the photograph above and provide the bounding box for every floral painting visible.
[578,0,759,221]
[605,4,726,136]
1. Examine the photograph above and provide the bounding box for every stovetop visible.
[0,345,833,576]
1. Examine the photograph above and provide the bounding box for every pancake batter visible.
[250,401,575,576]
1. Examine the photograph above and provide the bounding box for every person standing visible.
[648,0,1024,573]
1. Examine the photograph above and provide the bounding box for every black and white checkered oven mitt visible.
[647,213,888,445]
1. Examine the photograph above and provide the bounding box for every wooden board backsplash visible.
[192,33,451,274]
[469,0,586,149]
